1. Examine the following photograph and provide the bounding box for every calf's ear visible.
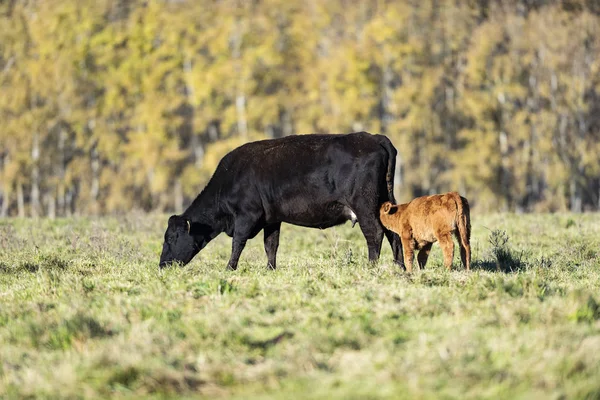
[387,205,398,215]
[382,202,395,214]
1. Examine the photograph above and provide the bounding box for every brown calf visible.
[379,192,471,272]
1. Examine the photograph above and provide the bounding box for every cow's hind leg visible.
[263,222,281,270]
[356,214,384,263]
[384,229,404,267]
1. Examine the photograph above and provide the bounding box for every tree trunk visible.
[232,20,248,139]
[57,127,66,217]
[282,108,293,137]
[90,142,100,215]
[0,152,8,217]
[174,179,183,214]
[497,92,511,211]
[498,130,511,211]
[183,56,204,168]
[0,192,7,217]
[570,177,582,213]
[236,92,248,139]
[17,181,25,218]
[65,187,74,217]
[380,50,393,135]
[45,192,56,219]
[31,133,40,217]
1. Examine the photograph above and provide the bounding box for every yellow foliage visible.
[1,0,599,214]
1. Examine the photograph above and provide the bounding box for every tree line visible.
[1,0,599,217]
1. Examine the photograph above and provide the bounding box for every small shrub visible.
[188,281,211,298]
[218,279,235,295]
[109,366,142,389]
[82,278,96,293]
[485,229,528,272]
[572,296,600,324]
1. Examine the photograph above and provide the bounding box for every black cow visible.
[159,132,402,270]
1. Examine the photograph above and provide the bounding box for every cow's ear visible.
[168,215,191,233]
[388,205,398,215]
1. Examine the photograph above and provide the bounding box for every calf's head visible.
[379,201,400,231]
[159,215,211,268]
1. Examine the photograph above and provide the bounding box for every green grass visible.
[1,213,600,399]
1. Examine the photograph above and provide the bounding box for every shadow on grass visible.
[471,258,527,273]
[0,254,70,275]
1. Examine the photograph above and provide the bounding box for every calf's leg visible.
[460,244,471,271]
[437,233,455,270]
[454,230,471,271]
[417,242,433,269]
[400,236,415,273]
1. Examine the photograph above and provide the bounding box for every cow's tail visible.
[453,192,471,269]
[379,137,397,204]
[378,135,403,266]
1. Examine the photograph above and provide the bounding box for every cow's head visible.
[159,215,211,268]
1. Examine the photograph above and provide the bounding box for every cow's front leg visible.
[226,218,257,271]
[227,237,247,271]
[263,222,281,270]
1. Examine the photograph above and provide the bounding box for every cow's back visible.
[213,132,392,228]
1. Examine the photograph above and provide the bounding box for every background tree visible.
[1,0,599,216]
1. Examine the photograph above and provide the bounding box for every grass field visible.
[1,213,600,399]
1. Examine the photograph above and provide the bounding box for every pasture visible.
[1,213,599,399]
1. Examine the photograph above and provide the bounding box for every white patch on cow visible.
[344,206,358,227]
[349,210,357,222]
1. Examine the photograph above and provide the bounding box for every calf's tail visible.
[453,192,471,270]
[454,193,471,245]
